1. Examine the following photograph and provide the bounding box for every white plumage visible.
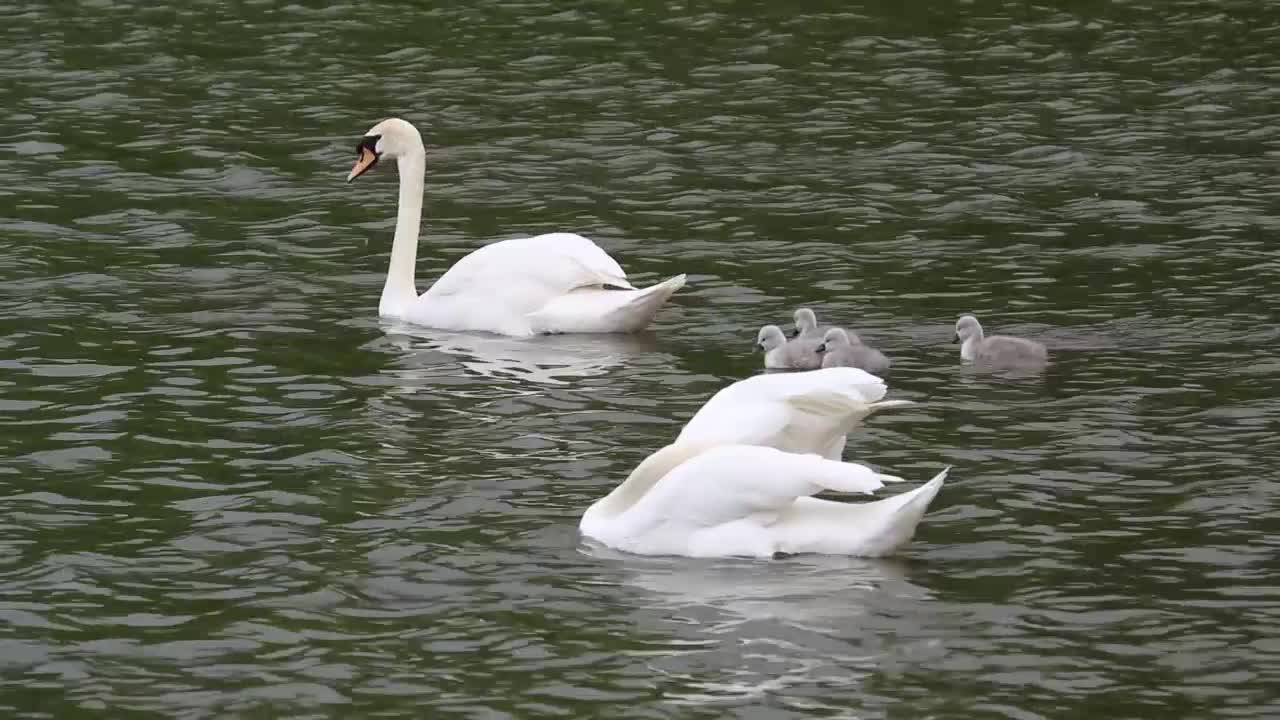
[581,368,947,559]
[349,118,685,337]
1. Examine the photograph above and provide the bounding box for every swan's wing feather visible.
[425,233,631,303]
[675,399,792,450]
[526,274,686,334]
[627,445,891,532]
[774,467,948,556]
[411,233,672,335]
[676,368,906,456]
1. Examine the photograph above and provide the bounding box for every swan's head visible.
[955,314,984,343]
[791,308,818,338]
[815,327,852,353]
[347,117,424,183]
[756,325,787,352]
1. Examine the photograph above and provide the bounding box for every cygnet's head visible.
[815,327,852,353]
[792,308,818,338]
[347,118,425,182]
[756,325,787,352]
[954,314,984,343]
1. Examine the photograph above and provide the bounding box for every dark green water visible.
[3,1,1279,717]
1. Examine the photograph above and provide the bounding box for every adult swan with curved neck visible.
[347,118,687,337]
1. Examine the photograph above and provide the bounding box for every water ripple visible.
[2,0,1279,718]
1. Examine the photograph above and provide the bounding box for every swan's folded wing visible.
[526,275,686,334]
[427,233,631,303]
[625,445,892,533]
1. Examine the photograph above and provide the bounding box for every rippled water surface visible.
[3,0,1280,717]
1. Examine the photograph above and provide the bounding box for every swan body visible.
[580,368,945,559]
[581,444,948,558]
[350,118,685,337]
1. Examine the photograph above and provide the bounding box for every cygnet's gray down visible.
[817,328,892,374]
[793,307,871,344]
[791,307,829,339]
[756,325,823,370]
[954,314,1048,369]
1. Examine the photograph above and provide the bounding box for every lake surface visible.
[3,0,1279,717]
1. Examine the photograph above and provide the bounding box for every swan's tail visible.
[774,466,949,557]
[527,274,687,334]
[867,399,915,413]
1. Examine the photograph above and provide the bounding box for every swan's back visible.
[426,233,629,299]
[411,233,654,335]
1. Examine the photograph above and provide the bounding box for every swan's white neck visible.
[379,150,426,318]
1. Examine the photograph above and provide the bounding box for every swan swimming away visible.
[756,325,822,370]
[347,118,686,337]
[580,367,948,558]
[954,314,1048,369]
[818,328,892,374]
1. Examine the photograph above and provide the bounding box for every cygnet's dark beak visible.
[755,342,765,352]
[951,333,960,343]
[788,329,799,339]
[816,343,827,353]
[347,135,382,182]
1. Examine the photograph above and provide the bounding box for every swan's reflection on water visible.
[376,323,662,386]
[582,542,918,630]
[582,544,934,706]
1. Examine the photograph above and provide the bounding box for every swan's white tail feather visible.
[787,397,916,460]
[774,467,949,557]
[867,399,915,412]
[527,274,686,334]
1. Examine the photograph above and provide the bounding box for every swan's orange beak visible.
[347,147,379,183]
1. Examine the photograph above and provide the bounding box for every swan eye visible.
[356,134,382,157]
[347,134,384,183]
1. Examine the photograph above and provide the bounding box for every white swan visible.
[580,368,947,558]
[347,118,686,336]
